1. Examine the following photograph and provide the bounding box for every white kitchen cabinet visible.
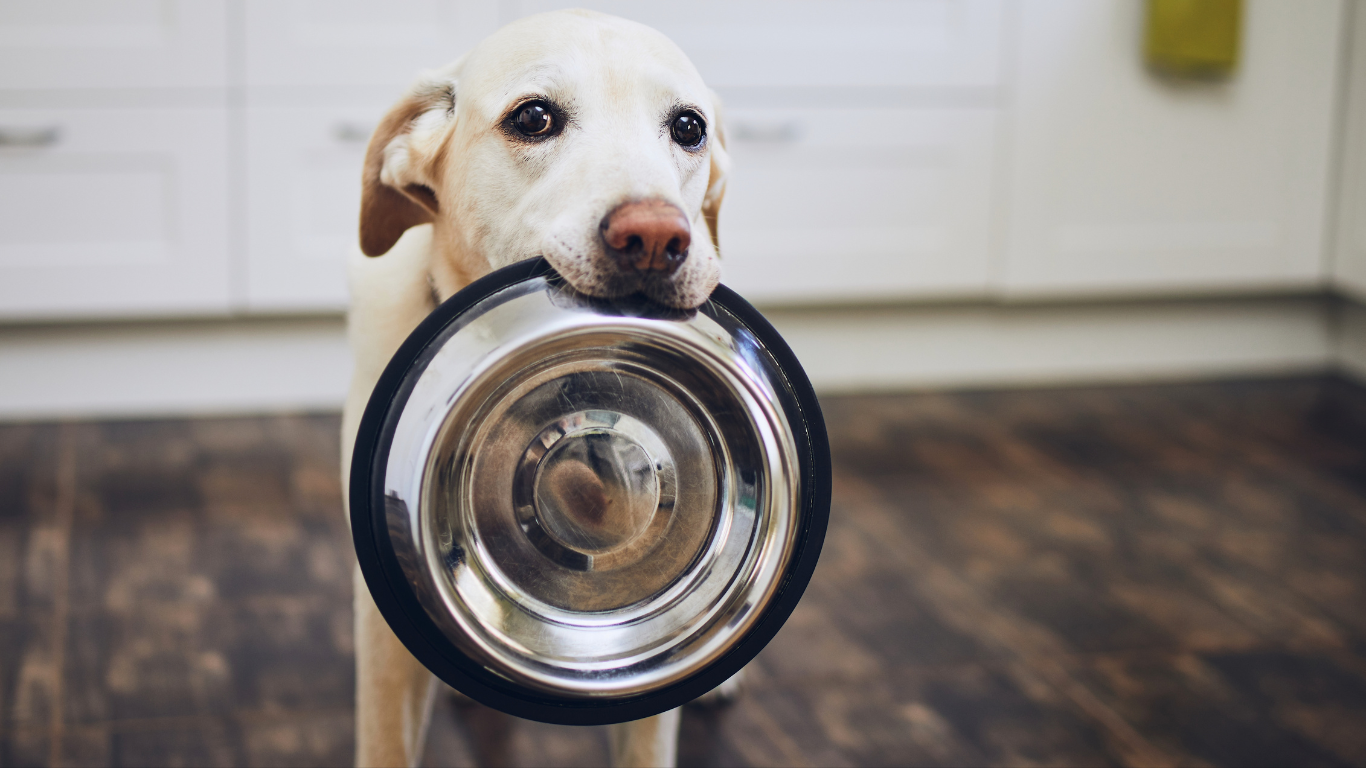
[717,107,998,304]
[0,0,228,89]
[999,0,1343,298]
[508,0,1006,90]
[243,0,499,88]
[1,0,1361,324]
[244,102,388,312]
[0,107,232,320]
[1334,1,1366,300]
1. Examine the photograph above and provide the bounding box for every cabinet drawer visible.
[244,103,386,311]
[0,107,231,319]
[243,0,499,87]
[0,1,228,89]
[509,0,1006,89]
[716,107,997,304]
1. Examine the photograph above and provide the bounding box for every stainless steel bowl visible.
[351,258,829,725]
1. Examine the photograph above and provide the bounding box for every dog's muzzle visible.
[349,258,829,726]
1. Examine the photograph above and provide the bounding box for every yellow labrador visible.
[339,10,731,767]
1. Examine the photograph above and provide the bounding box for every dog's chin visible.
[638,269,718,309]
[584,272,715,309]
[542,255,717,309]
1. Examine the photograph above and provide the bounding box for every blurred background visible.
[2,1,1366,766]
[2,0,1364,411]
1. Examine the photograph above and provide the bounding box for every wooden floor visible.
[2,376,1366,767]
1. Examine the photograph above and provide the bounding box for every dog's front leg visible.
[606,709,681,768]
[354,567,437,768]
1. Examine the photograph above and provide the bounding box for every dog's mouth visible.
[586,262,682,296]
[543,278,699,320]
[537,248,711,310]
[538,213,716,310]
[544,256,697,307]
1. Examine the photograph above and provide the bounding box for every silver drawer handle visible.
[333,122,374,143]
[0,126,60,147]
[729,121,802,143]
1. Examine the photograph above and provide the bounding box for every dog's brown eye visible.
[670,112,705,148]
[513,102,554,137]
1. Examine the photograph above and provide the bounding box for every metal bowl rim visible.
[349,257,831,726]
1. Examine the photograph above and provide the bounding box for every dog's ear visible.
[702,91,730,251]
[359,80,453,257]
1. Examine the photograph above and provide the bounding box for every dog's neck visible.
[425,223,491,304]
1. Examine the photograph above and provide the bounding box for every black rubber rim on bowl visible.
[350,258,831,725]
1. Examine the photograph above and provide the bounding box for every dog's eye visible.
[513,102,554,137]
[670,112,705,148]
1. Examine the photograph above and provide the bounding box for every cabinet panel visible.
[1334,1,1366,299]
[1000,0,1343,297]
[243,0,499,87]
[0,1,227,89]
[509,0,1005,90]
[0,107,231,319]
[717,107,997,304]
[244,103,385,312]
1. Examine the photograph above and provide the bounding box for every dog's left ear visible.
[702,91,731,251]
[359,79,454,257]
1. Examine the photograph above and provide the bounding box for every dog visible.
[339,10,732,767]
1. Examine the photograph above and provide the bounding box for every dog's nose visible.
[600,200,691,275]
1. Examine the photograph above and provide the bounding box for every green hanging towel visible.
[1145,0,1242,79]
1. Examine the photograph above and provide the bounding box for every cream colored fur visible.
[341,10,732,768]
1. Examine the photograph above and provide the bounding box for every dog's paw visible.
[687,670,745,709]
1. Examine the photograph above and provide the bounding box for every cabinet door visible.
[0,1,227,89]
[0,107,231,320]
[244,102,386,312]
[999,0,1343,297]
[243,0,499,87]
[1334,1,1366,300]
[717,107,998,304]
[508,0,1005,89]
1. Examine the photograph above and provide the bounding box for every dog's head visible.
[358,10,729,309]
